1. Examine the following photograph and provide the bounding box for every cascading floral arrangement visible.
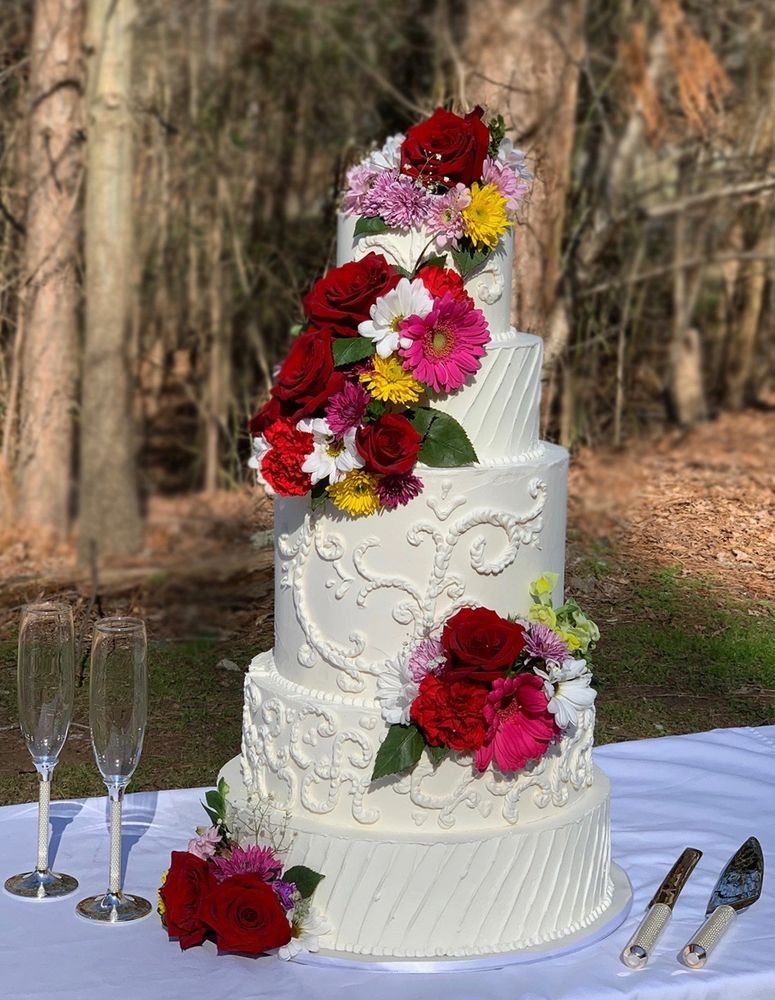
[158,779,328,960]
[248,106,530,518]
[371,574,600,781]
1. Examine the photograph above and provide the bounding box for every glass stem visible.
[35,773,51,873]
[108,785,124,895]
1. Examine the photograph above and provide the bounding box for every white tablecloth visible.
[2,726,774,1000]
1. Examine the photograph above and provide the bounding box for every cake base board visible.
[291,863,632,972]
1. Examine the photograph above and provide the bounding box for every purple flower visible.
[482,157,528,216]
[427,183,471,249]
[342,164,380,215]
[376,473,424,510]
[211,844,283,884]
[524,624,570,665]
[363,171,432,230]
[406,636,446,682]
[187,825,222,860]
[272,879,299,911]
[326,380,370,435]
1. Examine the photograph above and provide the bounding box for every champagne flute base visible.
[76,890,152,923]
[5,869,78,899]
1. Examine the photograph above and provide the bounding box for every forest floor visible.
[0,408,773,805]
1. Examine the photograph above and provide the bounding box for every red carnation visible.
[260,419,313,496]
[401,107,490,188]
[160,851,217,950]
[356,413,421,476]
[418,265,473,304]
[303,253,401,337]
[442,607,526,683]
[410,672,488,752]
[197,873,292,955]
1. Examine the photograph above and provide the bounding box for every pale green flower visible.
[568,612,600,653]
[528,604,557,629]
[529,573,559,606]
[557,629,583,653]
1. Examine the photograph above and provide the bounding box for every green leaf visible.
[365,399,387,422]
[371,723,425,781]
[416,253,448,273]
[202,805,221,826]
[205,789,225,815]
[414,408,478,467]
[311,481,328,511]
[283,865,325,900]
[332,336,375,367]
[353,215,389,238]
[427,745,449,766]
[217,776,229,800]
[450,243,492,279]
[487,113,507,158]
[394,265,413,279]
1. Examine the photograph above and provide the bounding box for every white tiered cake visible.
[222,215,618,959]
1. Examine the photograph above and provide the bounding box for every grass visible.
[1,561,773,806]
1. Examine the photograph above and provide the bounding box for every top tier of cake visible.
[336,214,542,464]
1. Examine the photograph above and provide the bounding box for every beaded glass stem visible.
[76,618,151,923]
[5,603,78,899]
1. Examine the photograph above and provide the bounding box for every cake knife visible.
[681,836,764,968]
[621,847,702,969]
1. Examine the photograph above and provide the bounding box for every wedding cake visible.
[223,108,616,959]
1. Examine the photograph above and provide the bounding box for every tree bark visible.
[14,0,84,537]
[79,0,141,560]
[463,0,586,336]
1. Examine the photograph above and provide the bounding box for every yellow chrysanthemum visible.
[462,182,511,250]
[157,869,168,921]
[327,470,381,517]
[359,354,423,404]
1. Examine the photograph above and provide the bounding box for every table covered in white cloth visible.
[2,726,773,1000]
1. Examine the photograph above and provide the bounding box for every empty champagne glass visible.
[5,602,78,899]
[76,617,151,922]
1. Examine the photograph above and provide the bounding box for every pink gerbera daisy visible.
[399,293,489,394]
[474,673,558,774]
[211,844,283,884]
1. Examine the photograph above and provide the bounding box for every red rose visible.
[356,413,421,475]
[198,873,292,955]
[161,851,217,950]
[248,395,281,437]
[272,328,345,420]
[401,107,490,188]
[260,420,313,497]
[303,253,401,337]
[442,607,526,682]
[418,265,473,304]
[410,673,488,752]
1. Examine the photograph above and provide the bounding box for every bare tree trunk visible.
[463,0,586,337]
[13,0,83,537]
[724,230,773,410]
[79,0,141,560]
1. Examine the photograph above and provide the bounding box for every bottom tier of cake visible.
[219,755,614,958]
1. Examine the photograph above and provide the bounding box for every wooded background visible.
[0,0,772,560]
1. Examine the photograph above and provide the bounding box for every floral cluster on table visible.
[248,106,529,518]
[158,781,328,959]
[372,574,600,780]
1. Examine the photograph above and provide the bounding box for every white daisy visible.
[365,132,405,171]
[376,653,419,726]
[297,418,363,485]
[533,658,596,729]
[278,906,332,961]
[248,435,274,495]
[497,137,532,180]
[358,277,433,358]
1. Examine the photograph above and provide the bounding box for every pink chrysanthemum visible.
[272,879,298,911]
[399,293,489,393]
[482,158,528,216]
[326,381,371,435]
[375,473,424,510]
[524,624,570,665]
[474,674,558,773]
[342,164,380,215]
[427,183,471,249]
[363,171,431,229]
[211,844,283,884]
[406,636,446,683]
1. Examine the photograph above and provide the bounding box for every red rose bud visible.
[197,873,292,956]
[248,395,281,437]
[272,328,345,421]
[303,253,401,337]
[418,265,472,304]
[410,673,489,752]
[442,607,526,682]
[401,107,490,188]
[356,412,421,476]
[161,851,217,950]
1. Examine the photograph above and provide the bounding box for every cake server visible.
[621,847,702,969]
[681,836,764,968]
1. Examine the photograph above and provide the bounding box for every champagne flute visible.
[5,602,78,899]
[76,617,151,922]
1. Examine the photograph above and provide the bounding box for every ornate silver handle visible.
[621,902,672,969]
[682,905,736,968]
